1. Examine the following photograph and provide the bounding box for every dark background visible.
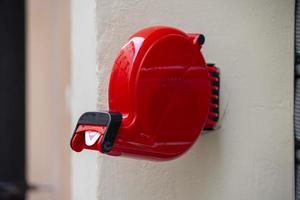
[0,0,26,199]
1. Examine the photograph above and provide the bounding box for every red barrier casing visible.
[71,26,220,161]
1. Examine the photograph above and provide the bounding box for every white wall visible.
[71,1,98,200]
[72,0,294,199]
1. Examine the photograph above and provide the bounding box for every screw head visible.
[103,141,112,151]
[197,34,205,45]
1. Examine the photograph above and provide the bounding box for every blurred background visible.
[0,0,295,200]
[0,0,71,199]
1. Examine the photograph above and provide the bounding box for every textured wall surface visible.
[72,0,294,200]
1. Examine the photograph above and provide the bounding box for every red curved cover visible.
[108,26,211,160]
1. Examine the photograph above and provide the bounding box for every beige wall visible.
[27,0,70,199]
[71,1,99,200]
[72,0,294,200]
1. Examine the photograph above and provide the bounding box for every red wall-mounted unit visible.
[70,26,220,161]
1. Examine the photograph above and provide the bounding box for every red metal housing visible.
[70,26,220,161]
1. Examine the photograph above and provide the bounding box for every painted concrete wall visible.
[71,1,98,200]
[72,0,294,200]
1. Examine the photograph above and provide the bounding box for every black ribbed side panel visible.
[296,0,300,199]
[297,164,300,200]
[295,79,300,141]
